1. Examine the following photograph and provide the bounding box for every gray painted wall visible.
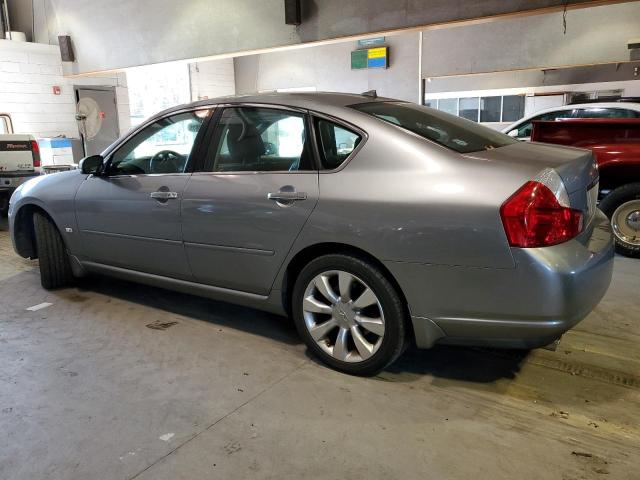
[234,32,419,102]
[422,2,640,77]
[34,0,611,74]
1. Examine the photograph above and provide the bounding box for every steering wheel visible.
[149,150,184,174]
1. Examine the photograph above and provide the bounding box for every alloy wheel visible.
[302,270,385,363]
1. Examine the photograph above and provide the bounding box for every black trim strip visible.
[184,241,274,256]
[80,229,182,245]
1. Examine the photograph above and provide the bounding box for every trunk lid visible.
[464,141,599,223]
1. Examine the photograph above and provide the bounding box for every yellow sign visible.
[367,47,387,59]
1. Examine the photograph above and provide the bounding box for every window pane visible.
[573,107,636,119]
[514,109,574,139]
[316,119,361,170]
[109,110,209,175]
[502,96,525,122]
[424,100,435,108]
[352,102,517,154]
[459,97,479,122]
[480,97,501,122]
[437,98,457,116]
[209,107,313,172]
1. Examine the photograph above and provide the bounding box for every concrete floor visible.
[0,218,638,480]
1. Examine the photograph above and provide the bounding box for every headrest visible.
[227,123,265,161]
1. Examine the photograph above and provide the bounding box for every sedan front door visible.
[181,106,319,295]
[75,109,212,279]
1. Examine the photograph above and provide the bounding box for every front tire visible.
[292,254,407,376]
[33,212,74,289]
[600,183,640,258]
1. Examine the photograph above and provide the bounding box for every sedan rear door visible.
[181,105,319,295]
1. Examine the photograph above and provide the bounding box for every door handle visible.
[267,191,307,202]
[150,191,179,200]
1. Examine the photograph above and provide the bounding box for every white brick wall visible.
[189,58,235,101]
[0,39,130,139]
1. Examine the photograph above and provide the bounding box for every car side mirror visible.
[79,154,104,175]
[507,130,519,138]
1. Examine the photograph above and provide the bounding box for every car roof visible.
[152,91,396,119]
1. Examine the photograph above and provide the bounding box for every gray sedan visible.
[9,93,614,375]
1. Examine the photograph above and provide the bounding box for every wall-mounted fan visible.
[75,97,102,141]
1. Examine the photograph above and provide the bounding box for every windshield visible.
[351,101,517,154]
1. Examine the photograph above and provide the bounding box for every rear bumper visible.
[387,209,614,349]
[0,172,39,193]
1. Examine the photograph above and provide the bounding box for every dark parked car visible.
[9,93,614,375]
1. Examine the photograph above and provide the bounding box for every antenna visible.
[361,90,378,98]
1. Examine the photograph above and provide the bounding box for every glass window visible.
[316,119,362,170]
[573,107,639,119]
[508,109,574,139]
[208,107,313,172]
[0,114,11,134]
[352,101,517,154]
[437,98,457,116]
[501,96,525,122]
[480,97,501,122]
[109,110,210,175]
[459,97,479,122]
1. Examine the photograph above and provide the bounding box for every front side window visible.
[108,109,210,175]
[207,107,313,172]
[353,101,516,154]
[316,119,362,170]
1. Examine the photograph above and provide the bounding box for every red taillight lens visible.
[500,181,583,248]
[30,140,41,168]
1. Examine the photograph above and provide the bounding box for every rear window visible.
[351,101,517,154]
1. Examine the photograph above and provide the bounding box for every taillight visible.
[31,140,41,168]
[500,181,583,248]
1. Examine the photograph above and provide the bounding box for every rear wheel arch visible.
[282,243,410,323]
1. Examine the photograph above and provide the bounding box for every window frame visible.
[310,112,367,173]
[0,113,14,135]
[101,106,214,178]
[195,104,318,175]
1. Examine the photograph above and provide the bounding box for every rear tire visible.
[600,183,640,258]
[33,212,74,289]
[292,254,407,376]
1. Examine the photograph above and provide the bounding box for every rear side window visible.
[207,107,314,172]
[352,102,516,154]
[315,119,361,170]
